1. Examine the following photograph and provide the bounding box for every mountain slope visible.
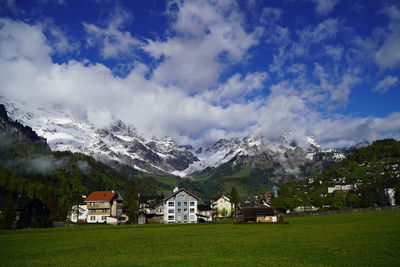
[0,97,347,181]
[0,103,182,217]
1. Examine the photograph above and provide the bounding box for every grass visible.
[1,209,399,266]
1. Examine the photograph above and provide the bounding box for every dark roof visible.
[241,207,275,218]
[156,188,200,207]
[162,191,174,199]
[139,195,163,203]
[197,204,212,211]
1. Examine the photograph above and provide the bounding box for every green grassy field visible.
[1,209,399,266]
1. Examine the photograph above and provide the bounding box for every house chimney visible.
[173,186,179,193]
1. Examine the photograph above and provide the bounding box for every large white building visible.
[155,187,200,223]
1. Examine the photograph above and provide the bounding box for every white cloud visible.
[310,0,339,15]
[0,2,399,149]
[375,5,400,70]
[144,0,260,93]
[83,7,142,59]
[373,75,399,94]
[201,72,268,104]
[260,7,282,24]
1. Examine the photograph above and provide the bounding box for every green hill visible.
[273,139,400,211]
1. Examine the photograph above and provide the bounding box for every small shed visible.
[138,214,146,225]
[241,207,277,223]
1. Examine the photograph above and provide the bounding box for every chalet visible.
[197,204,213,222]
[211,195,232,218]
[0,197,49,229]
[155,187,200,224]
[84,191,123,224]
[241,207,277,223]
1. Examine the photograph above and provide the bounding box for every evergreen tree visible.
[124,182,140,224]
[230,186,239,218]
[0,195,16,229]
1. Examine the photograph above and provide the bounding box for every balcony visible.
[88,209,110,215]
[87,202,111,209]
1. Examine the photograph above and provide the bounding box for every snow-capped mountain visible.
[0,97,347,178]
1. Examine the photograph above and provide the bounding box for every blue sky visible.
[0,0,399,147]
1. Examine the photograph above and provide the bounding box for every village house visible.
[155,187,200,224]
[139,194,163,214]
[211,195,232,218]
[84,191,124,224]
[70,204,88,223]
[197,204,213,222]
[327,184,356,194]
[241,207,277,223]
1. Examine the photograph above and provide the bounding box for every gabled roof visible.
[241,207,275,218]
[165,188,200,201]
[85,191,117,202]
[211,195,231,202]
[197,204,212,211]
[155,188,200,208]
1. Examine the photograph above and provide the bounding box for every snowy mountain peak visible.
[0,97,347,178]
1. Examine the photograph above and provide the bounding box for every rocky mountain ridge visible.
[0,97,351,178]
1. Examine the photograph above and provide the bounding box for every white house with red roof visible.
[84,191,123,224]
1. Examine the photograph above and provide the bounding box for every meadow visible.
[1,209,399,266]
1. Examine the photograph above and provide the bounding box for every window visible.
[187,195,191,200]
[190,215,195,221]
[184,208,188,213]
[168,215,174,220]
[177,208,181,213]
[190,208,195,213]
[168,202,174,207]
[184,202,188,206]
[90,216,95,220]
[180,194,184,200]
[190,202,195,206]
[178,202,181,206]
[101,216,107,220]
[183,215,188,220]
[168,209,174,214]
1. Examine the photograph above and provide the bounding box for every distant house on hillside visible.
[0,197,49,228]
[327,184,356,194]
[241,207,277,223]
[84,191,124,224]
[211,195,232,217]
[155,187,200,224]
[139,194,163,214]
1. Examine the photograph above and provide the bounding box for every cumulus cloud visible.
[0,1,399,150]
[373,75,399,93]
[375,5,400,70]
[310,0,339,15]
[83,7,142,59]
[144,0,260,93]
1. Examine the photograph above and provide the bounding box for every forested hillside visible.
[273,139,400,211]
[0,104,184,218]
